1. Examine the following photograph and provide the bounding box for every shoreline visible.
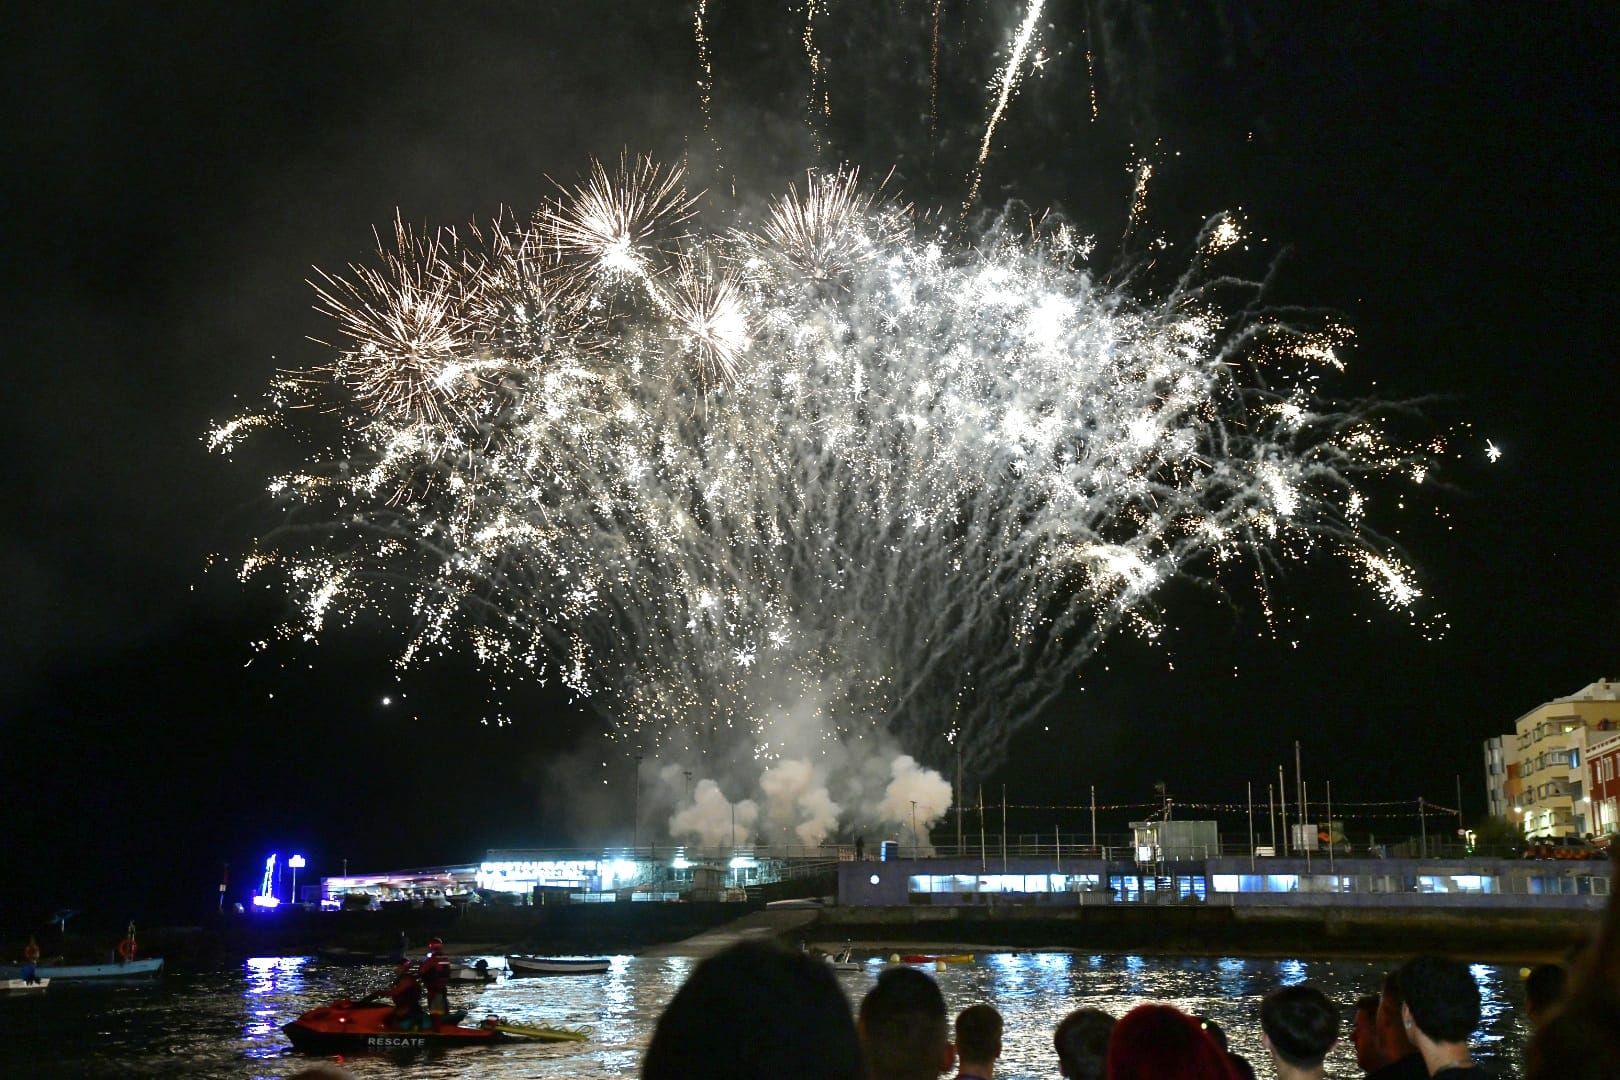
[115,900,1600,970]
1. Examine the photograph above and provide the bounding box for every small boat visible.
[0,978,49,993]
[449,958,503,983]
[826,947,862,972]
[507,955,611,976]
[0,957,163,981]
[282,1001,586,1053]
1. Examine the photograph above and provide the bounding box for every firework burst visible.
[214,160,1433,781]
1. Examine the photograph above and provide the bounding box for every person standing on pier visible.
[859,966,956,1080]
[21,937,41,985]
[1396,956,1492,1076]
[952,1004,1002,1080]
[1349,995,1384,1074]
[1258,985,1339,1080]
[1367,973,1426,1080]
[1053,1008,1113,1080]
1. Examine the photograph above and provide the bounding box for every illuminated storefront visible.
[842,856,1610,908]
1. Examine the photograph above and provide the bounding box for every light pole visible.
[634,753,643,851]
[911,800,919,857]
[289,854,306,906]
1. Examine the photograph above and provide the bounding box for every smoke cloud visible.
[666,748,953,849]
[760,759,843,846]
[875,754,955,847]
[669,778,759,848]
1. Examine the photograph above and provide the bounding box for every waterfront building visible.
[320,845,844,907]
[1491,678,1620,839]
[1483,736,1509,820]
[842,855,1612,910]
[1590,729,1620,847]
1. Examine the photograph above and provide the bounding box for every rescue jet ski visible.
[282,1000,587,1053]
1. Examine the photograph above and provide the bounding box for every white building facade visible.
[1509,679,1620,839]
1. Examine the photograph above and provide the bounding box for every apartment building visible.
[1493,679,1620,839]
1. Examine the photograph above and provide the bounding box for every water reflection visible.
[0,953,1531,1078]
[244,955,309,995]
[242,955,311,1060]
[1216,956,1247,997]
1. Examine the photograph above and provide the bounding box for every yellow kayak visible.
[491,1021,590,1042]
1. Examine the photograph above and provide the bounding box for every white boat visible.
[826,947,862,971]
[0,978,49,993]
[449,958,503,983]
[0,957,162,981]
[507,955,611,976]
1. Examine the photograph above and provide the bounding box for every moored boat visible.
[0,978,49,993]
[826,946,862,971]
[449,958,503,983]
[0,957,163,981]
[507,954,611,976]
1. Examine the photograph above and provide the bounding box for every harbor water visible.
[0,952,1531,1078]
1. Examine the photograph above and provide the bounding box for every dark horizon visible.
[3,2,1616,926]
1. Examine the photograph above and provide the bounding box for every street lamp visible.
[289,854,307,906]
[634,753,644,851]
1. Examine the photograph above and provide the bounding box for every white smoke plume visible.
[760,759,843,847]
[875,754,955,848]
[664,747,954,849]
[670,778,759,848]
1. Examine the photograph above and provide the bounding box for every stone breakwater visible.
[131,897,1599,970]
[805,902,1600,963]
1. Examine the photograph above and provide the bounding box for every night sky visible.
[3,2,1616,925]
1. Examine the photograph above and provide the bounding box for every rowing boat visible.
[0,958,162,980]
[0,978,49,993]
[507,955,611,975]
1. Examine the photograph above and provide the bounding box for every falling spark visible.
[804,0,832,151]
[963,0,1048,217]
[691,0,724,175]
[1485,439,1502,463]
[1084,0,1099,121]
[929,0,944,138]
[219,159,1436,778]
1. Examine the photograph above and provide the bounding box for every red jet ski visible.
[282,1002,502,1053]
[283,1000,589,1054]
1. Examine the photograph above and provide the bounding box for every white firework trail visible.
[804,0,832,151]
[930,0,945,137]
[213,163,1435,785]
[690,0,729,187]
[963,0,1048,216]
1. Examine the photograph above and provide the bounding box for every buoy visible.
[935,960,946,972]
[890,954,900,963]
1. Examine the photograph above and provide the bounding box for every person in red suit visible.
[387,959,425,1031]
[419,938,455,1024]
